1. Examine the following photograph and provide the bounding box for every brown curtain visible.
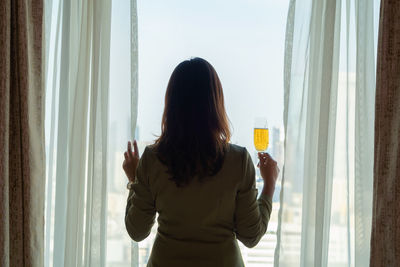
[370,0,400,266]
[0,1,45,267]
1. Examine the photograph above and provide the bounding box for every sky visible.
[133,0,289,150]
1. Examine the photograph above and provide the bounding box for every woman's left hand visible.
[123,140,140,182]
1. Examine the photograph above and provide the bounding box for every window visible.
[106,1,289,266]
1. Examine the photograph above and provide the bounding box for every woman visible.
[123,57,279,266]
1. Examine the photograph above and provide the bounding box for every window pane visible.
[107,1,133,266]
[135,1,288,266]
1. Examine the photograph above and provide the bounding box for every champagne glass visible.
[254,117,269,152]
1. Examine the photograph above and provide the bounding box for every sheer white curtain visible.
[44,0,112,266]
[130,0,139,266]
[274,0,377,266]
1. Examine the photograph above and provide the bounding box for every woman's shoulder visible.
[137,144,162,173]
[141,144,157,159]
[226,143,249,159]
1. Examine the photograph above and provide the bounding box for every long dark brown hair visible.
[154,57,231,187]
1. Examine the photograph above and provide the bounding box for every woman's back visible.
[125,143,272,267]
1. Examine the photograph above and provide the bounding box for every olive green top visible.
[125,144,272,267]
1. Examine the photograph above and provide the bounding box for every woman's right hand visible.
[257,152,279,198]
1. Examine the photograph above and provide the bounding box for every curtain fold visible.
[0,1,45,266]
[354,0,376,264]
[370,0,400,265]
[44,0,112,266]
[275,0,377,266]
[130,0,139,266]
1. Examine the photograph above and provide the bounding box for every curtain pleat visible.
[52,0,71,264]
[370,0,400,265]
[354,0,375,266]
[44,0,62,265]
[0,1,45,267]
[130,0,140,266]
[83,0,111,265]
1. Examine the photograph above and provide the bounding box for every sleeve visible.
[234,148,273,248]
[125,147,156,242]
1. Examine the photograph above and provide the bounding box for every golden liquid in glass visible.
[254,128,269,151]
